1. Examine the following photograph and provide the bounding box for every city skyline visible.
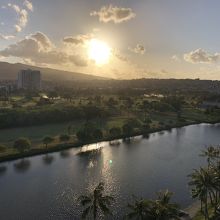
[1,0,220,80]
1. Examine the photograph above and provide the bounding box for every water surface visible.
[0,123,219,219]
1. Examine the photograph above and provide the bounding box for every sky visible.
[1,0,220,79]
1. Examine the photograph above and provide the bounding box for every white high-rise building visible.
[17,69,41,90]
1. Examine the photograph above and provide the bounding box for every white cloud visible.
[23,0,33,11]
[14,24,22,32]
[184,48,220,64]
[0,34,15,40]
[0,32,88,67]
[171,55,180,62]
[90,5,136,24]
[30,32,54,50]
[8,3,20,13]
[129,44,145,55]
[7,2,29,32]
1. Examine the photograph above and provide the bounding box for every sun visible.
[88,39,111,65]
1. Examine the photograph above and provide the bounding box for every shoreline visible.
[184,200,201,219]
[0,120,220,163]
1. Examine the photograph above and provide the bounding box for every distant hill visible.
[0,62,106,81]
[1,62,220,94]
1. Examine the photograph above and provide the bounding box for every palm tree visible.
[126,197,149,219]
[209,162,220,214]
[189,168,213,219]
[78,182,114,219]
[149,190,181,220]
[200,146,220,166]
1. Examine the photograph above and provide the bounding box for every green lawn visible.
[0,116,128,148]
[0,120,82,146]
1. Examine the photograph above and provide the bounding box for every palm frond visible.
[82,206,91,219]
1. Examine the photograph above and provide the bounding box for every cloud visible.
[14,24,22,32]
[7,2,30,33]
[30,32,54,50]
[90,5,136,23]
[23,0,33,11]
[171,55,180,62]
[0,32,88,67]
[63,34,93,45]
[129,44,145,55]
[112,48,128,62]
[184,48,220,64]
[0,34,15,40]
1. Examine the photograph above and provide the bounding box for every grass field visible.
[0,120,81,146]
[0,116,129,148]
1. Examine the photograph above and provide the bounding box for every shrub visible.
[0,144,6,152]
[93,129,103,140]
[59,134,70,143]
[109,127,121,138]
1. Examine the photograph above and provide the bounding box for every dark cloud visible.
[63,34,93,45]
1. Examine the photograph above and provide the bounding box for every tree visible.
[189,146,220,219]
[122,123,134,136]
[142,123,150,132]
[107,97,118,107]
[200,146,220,167]
[149,190,181,220]
[93,129,103,141]
[48,91,58,99]
[109,127,121,138]
[59,134,70,144]
[189,168,212,219]
[126,197,149,219]
[125,191,181,220]
[76,130,88,143]
[140,100,150,122]
[79,182,114,219]
[13,138,31,153]
[67,125,72,135]
[76,122,97,143]
[43,136,54,149]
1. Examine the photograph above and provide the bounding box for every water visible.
[0,123,220,219]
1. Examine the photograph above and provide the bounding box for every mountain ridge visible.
[0,61,107,81]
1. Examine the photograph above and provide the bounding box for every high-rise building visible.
[17,69,41,90]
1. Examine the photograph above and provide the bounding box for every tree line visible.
[0,105,111,129]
